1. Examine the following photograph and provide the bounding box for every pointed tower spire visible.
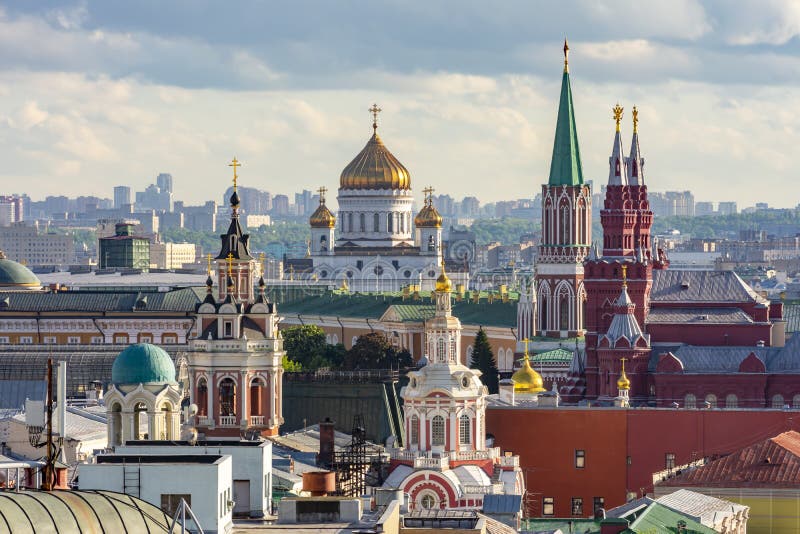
[547,40,584,186]
[608,103,627,186]
[626,105,645,186]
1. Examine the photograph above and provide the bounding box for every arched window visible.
[772,394,785,409]
[559,201,570,245]
[161,402,174,440]
[725,394,738,409]
[347,213,353,233]
[332,334,339,345]
[410,415,419,445]
[359,213,366,232]
[466,345,474,366]
[705,394,717,409]
[450,339,457,363]
[388,213,394,233]
[219,377,236,417]
[559,293,570,332]
[459,414,471,445]
[684,393,696,409]
[351,336,359,348]
[110,402,122,446]
[373,213,380,232]
[438,338,446,362]
[793,394,800,409]
[196,377,208,416]
[431,415,445,446]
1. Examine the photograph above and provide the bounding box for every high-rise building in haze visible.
[113,186,132,209]
[156,173,173,194]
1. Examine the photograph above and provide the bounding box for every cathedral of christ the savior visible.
[301,105,468,293]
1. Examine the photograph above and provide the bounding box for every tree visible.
[282,325,327,369]
[345,332,397,370]
[323,343,347,368]
[470,328,500,394]
[281,355,303,372]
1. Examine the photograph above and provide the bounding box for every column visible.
[240,372,249,426]
[419,410,426,451]
[449,410,457,452]
[207,378,214,426]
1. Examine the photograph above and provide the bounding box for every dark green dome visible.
[0,256,41,288]
[112,343,176,385]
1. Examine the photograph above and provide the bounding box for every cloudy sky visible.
[1,0,799,208]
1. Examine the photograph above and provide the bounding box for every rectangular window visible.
[19,336,33,344]
[431,416,445,446]
[160,494,191,516]
[542,497,554,516]
[162,335,177,344]
[114,335,128,344]
[138,335,152,343]
[593,497,605,512]
[67,336,80,344]
[43,336,57,344]
[575,449,585,469]
[571,497,583,516]
[224,321,232,337]
[665,453,676,470]
[459,415,471,445]
[0,337,8,344]
[91,336,103,344]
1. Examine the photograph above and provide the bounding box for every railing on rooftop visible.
[413,456,449,470]
[462,483,504,495]
[219,415,237,427]
[284,368,400,383]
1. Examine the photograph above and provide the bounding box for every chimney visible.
[318,417,335,468]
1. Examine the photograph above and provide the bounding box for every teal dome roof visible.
[0,255,41,288]
[112,343,176,385]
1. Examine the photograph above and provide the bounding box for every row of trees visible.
[281,324,503,394]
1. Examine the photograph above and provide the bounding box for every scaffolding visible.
[330,414,387,497]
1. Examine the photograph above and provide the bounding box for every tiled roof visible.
[646,307,755,325]
[651,269,767,304]
[629,502,716,533]
[658,431,800,489]
[0,287,202,312]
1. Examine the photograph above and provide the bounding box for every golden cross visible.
[228,157,241,190]
[620,357,628,373]
[632,105,639,134]
[621,264,628,288]
[206,253,212,276]
[369,103,382,131]
[317,186,327,204]
[522,338,531,357]
[563,38,569,73]
[613,103,624,132]
[258,252,266,274]
[423,186,434,206]
[226,252,234,276]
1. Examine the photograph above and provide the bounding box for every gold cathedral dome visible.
[415,186,443,228]
[339,104,411,191]
[309,187,336,228]
[512,348,546,394]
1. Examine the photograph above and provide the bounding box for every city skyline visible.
[1,2,800,207]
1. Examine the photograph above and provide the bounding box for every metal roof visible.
[646,307,755,325]
[651,269,767,304]
[482,493,523,514]
[629,502,716,534]
[0,489,176,533]
[0,380,45,410]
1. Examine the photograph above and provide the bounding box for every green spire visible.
[547,42,584,187]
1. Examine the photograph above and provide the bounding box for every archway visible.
[219,377,237,423]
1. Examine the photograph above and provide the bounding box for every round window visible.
[404,270,411,278]
[346,271,353,278]
[461,376,469,388]
[410,378,417,388]
[428,270,436,277]
[374,266,384,275]
[320,270,328,278]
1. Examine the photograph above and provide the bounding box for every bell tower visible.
[215,157,255,302]
[535,40,592,337]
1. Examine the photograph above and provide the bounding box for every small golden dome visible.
[435,260,451,293]
[309,204,336,228]
[512,355,546,393]
[415,203,442,228]
[340,131,411,191]
[617,359,631,390]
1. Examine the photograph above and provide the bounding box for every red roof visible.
[660,431,800,488]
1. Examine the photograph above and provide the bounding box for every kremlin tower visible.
[535,40,592,338]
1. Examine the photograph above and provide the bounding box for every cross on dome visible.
[369,103,382,132]
[226,252,234,275]
[228,157,241,191]
[317,186,328,204]
[423,186,435,206]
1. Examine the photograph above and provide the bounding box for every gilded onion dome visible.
[309,187,336,228]
[415,186,442,228]
[435,259,452,293]
[617,358,631,391]
[340,105,411,191]
[512,353,546,393]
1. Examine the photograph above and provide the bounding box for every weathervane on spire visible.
[563,38,569,73]
[317,186,327,205]
[369,103,382,132]
[613,103,624,132]
[229,157,241,191]
[632,105,639,134]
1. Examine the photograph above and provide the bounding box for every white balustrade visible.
[220,415,237,426]
[250,415,265,426]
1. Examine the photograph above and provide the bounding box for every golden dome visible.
[512,355,546,393]
[309,203,336,228]
[415,189,443,228]
[339,131,411,191]
[617,359,631,390]
[435,260,452,293]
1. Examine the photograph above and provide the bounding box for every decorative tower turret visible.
[601,104,637,258]
[535,40,592,337]
[309,186,336,256]
[414,186,443,257]
[615,357,631,407]
[215,158,255,302]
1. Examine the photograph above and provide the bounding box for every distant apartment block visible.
[113,186,132,209]
[0,195,24,225]
[650,191,695,217]
[0,222,75,266]
[150,241,197,270]
[718,201,737,215]
[245,214,272,228]
[173,200,217,232]
[99,223,150,271]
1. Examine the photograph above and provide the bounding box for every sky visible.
[1,1,799,209]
